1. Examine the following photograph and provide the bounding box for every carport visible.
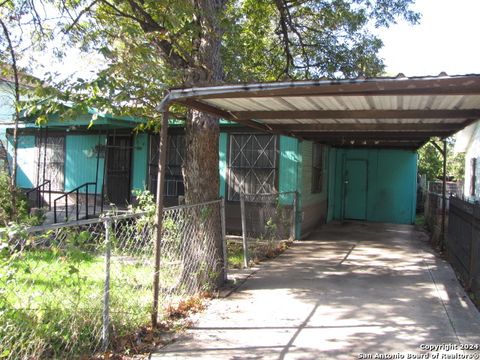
[154,74,480,230]
[151,74,480,353]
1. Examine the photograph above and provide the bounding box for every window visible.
[471,158,477,197]
[227,134,277,201]
[36,135,65,191]
[311,143,323,193]
[148,134,185,197]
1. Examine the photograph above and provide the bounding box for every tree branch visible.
[64,0,100,33]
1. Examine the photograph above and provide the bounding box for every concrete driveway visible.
[153,222,480,359]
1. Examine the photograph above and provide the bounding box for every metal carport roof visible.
[163,74,480,149]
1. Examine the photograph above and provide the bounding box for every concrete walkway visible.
[153,222,480,360]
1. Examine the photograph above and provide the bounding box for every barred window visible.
[149,134,185,197]
[312,143,323,193]
[227,134,277,201]
[36,136,65,191]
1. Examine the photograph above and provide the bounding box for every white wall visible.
[464,121,480,201]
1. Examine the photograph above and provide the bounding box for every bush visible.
[0,170,43,226]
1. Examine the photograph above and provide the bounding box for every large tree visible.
[57,0,420,198]
[48,0,420,290]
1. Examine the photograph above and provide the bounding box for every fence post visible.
[220,197,228,282]
[101,217,112,352]
[240,193,249,268]
[292,191,298,240]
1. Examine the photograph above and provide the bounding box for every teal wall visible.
[131,133,148,192]
[8,135,36,188]
[65,135,105,193]
[329,148,417,224]
[219,132,228,198]
[279,136,301,238]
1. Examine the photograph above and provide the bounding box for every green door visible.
[344,159,367,220]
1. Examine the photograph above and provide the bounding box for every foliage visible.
[12,0,421,127]
[417,138,465,181]
[0,170,43,226]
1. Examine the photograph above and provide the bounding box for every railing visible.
[25,180,51,210]
[53,182,97,223]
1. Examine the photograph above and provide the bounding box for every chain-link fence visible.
[228,191,297,267]
[0,199,225,359]
[424,191,449,249]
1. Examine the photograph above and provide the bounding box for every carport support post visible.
[441,139,447,251]
[430,139,448,251]
[152,107,169,327]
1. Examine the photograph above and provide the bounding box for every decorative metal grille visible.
[149,134,185,197]
[36,135,65,191]
[227,134,277,201]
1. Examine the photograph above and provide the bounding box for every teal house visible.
[7,110,418,237]
[11,74,476,237]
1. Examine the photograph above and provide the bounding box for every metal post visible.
[240,192,249,268]
[292,191,298,240]
[441,139,447,251]
[101,218,112,351]
[65,196,68,222]
[220,197,228,282]
[152,108,169,327]
[76,189,79,220]
[48,181,51,210]
[86,184,89,219]
[54,201,57,223]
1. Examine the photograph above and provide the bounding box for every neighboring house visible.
[455,120,480,202]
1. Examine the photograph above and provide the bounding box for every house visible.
[10,74,480,239]
[455,120,480,202]
[8,110,417,238]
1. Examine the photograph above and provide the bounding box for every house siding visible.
[330,148,417,224]
[8,134,36,188]
[219,132,227,198]
[464,122,480,201]
[65,135,105,193]
[131,133,148,192]
[278,136,302,238]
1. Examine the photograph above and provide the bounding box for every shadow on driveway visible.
[152,222,480,360]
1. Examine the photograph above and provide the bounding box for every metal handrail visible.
[54,182,97,223]
[26,180,52,210]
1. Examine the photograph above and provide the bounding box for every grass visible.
[0,246,153,359]
[227,237,293,269]
[415,213,426,226]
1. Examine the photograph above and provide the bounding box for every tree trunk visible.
[181,0,226,289]
[0,18,20,218]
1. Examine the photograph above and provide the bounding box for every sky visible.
[375,0,480,76]
[25,0,480,81]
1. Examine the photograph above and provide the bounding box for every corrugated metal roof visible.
[164,74,480,149]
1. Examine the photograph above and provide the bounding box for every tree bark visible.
[181,0,226,288]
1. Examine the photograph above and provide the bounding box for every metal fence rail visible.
[0,200,225,359]
[447,197,480,300]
